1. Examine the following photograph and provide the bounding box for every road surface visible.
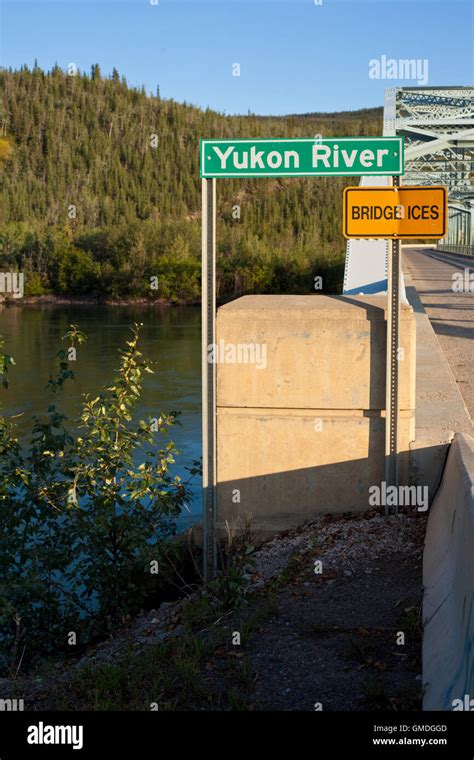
[403,247,474,421]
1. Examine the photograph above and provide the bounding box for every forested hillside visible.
[0,65,383,300]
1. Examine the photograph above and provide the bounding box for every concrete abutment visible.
[215,294,416,536]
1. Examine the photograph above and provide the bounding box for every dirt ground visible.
[221,512,425,711]
[245,547,422,710]
[0,511,426,711]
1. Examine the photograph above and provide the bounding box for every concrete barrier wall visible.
[423,433,474,710]
[216,295,416,535]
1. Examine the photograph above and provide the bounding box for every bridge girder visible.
[388,88,474,211]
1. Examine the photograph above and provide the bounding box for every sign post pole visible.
[342,180,447,515]
[201,136,445,541]
[201,177,217,580]
[384,175,401,514]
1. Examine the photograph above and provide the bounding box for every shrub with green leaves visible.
[0,324,194,675]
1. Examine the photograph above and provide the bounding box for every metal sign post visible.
[199,135,417,573]
[384,175,401,514]
[342,180,447,514]
[201,178,217,580]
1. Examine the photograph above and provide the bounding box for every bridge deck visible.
[403,247,474,422]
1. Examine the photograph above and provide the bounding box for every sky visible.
[0,0,473,115]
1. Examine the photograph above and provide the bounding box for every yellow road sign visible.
[343,185,448,239]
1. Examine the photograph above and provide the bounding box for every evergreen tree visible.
[0,65,383,300]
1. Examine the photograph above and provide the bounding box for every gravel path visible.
[241,511,425,710]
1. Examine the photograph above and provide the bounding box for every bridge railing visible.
[437,242,474,257]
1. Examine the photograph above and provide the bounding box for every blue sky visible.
[1,0,472,114]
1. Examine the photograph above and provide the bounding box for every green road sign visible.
[200,137,404,178]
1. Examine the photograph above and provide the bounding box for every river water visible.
[0,304,202,528]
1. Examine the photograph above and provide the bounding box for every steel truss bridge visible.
[392,87,474,255]
[343,87,474,296]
